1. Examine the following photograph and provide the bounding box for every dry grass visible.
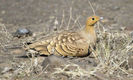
[1,25,132,79]
[0,23,12,53]
[0,1,133,80]
[52,24,133,79]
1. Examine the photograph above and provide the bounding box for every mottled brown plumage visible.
[25,16,100,57]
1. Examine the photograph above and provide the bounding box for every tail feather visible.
[25,40,51,55]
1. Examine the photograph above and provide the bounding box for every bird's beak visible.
[100,17,103,20]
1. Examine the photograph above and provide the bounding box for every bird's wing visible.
[25,32,90,57]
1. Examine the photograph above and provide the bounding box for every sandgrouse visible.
[25,16,100,57]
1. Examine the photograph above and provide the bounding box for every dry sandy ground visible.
[0,0,133,80]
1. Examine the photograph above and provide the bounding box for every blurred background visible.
[0,0,133,33]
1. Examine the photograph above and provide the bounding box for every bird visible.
[25,16,100,57]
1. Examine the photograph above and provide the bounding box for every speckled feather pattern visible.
[25,16,100,57]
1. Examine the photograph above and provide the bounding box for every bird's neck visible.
[84,25,96,36]
[81,25,96,44]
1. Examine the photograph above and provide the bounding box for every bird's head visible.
[86,16,100,26]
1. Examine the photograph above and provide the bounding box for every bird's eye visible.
[92,18,95,20]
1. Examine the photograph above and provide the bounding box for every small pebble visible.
[13,28,32,38]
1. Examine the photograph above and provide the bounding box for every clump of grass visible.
[53,63,91,78]
[2,57,44,80]
[0,23,12,52]
[52,26,133,79]
[94,26,132,77]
